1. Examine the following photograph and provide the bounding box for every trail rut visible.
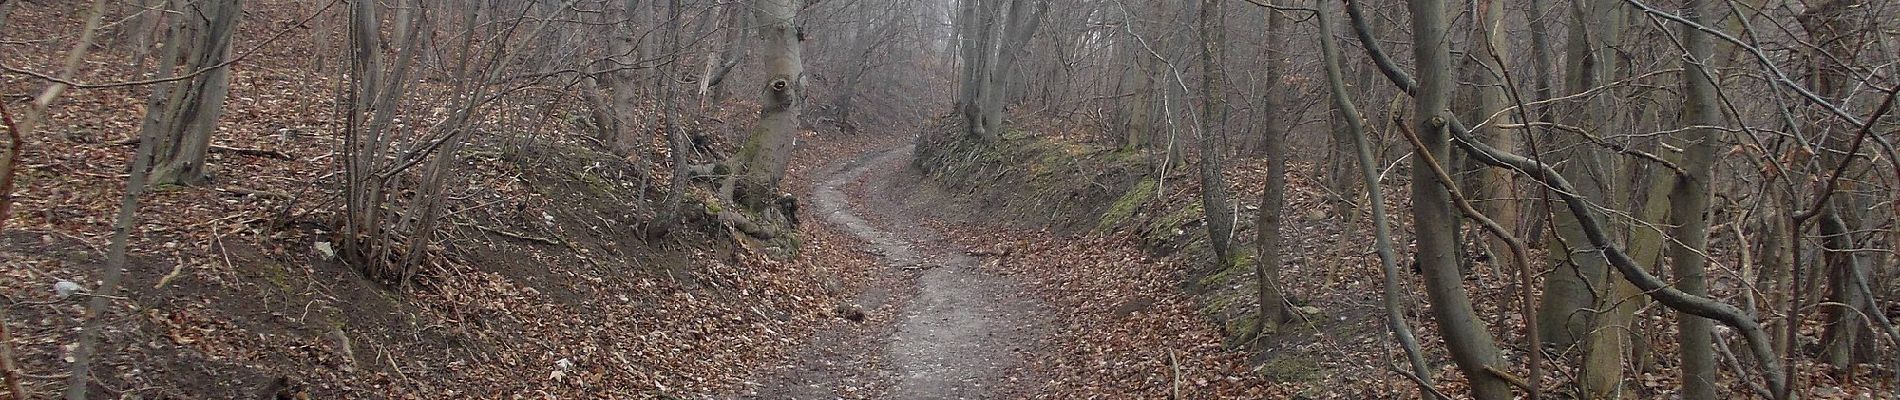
[740,143,1049,399]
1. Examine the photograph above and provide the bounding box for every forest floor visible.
[741,144,1051,399]
[738,138,1316,399]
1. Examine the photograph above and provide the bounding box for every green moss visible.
[256,260,294,292]
[1142,201,1202,245]
[567,169,615,194]
[1258,354,1325,382]
[1098,177,1159,231]
[1197,250,1253,294]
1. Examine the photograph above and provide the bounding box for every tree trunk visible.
[1315,3,1438,393]
[607,0,645,155]
[1797,0,1877,372]
[145,0,240,186]
[1668,0,1722,395]
[1469,0,1517,268]
[725,0,806,210]
[1409,0,1512,397]
[1253,4,1292,334]
[1195,0,1234,266]
[1536,0,1622,349]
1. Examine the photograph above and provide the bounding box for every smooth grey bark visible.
[704,2,747,103]
[1669,0,1721,396]
[958,0,1046,141]
[724,0,806,210]
[1314,3,1438,395]
[1118,15,1155,150]
[1345,0,1796,394]
[1468,0,1517,265]
[145,0,241,186]
[1406,0,1512,397]
[1535,0,1623,349]
[975,0,1047,139]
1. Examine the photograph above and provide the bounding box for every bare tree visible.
[1251,2,1292,334]
[141,0,242,186]
[721,0,807,214]
[1406,0,1513,397]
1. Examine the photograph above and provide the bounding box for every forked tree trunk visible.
[145,0,240,186]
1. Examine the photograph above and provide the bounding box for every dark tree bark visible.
[1252,3,1292,334]
[144,0,242,186]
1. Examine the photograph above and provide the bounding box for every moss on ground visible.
[1098,177,1159,231]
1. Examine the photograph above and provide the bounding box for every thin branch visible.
[0,0,343,90]
[1400,120,1542,400]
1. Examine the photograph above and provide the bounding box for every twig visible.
[1392,368,1455,400]
[1714,330,1773,399]
[215,185,293,199]
[465,223,560,246]
[110,137,293,160]
[1167,348,1182,399]
[154,262,186,289]
[1483,366,1534,392]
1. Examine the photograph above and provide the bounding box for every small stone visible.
[313,241,336,260]
[54,280,83,298]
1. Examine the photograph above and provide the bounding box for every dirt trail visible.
[740,144,1048,399]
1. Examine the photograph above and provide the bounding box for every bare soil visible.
[740,144,1050,399]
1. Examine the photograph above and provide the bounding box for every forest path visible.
[739,143,1050,399]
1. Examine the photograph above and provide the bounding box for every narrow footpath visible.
[740,144,1050,399]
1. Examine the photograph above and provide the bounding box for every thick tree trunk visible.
[146,0,240,186]
[1582,168,1671,398]
[725,0,805,210]
[607,0,646,155]
[1469,0,1517,266]
[1120,32,1154,150]
[1408,0,1512,397]
[1536,0,1623,349]
[1797,0,1877,372]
